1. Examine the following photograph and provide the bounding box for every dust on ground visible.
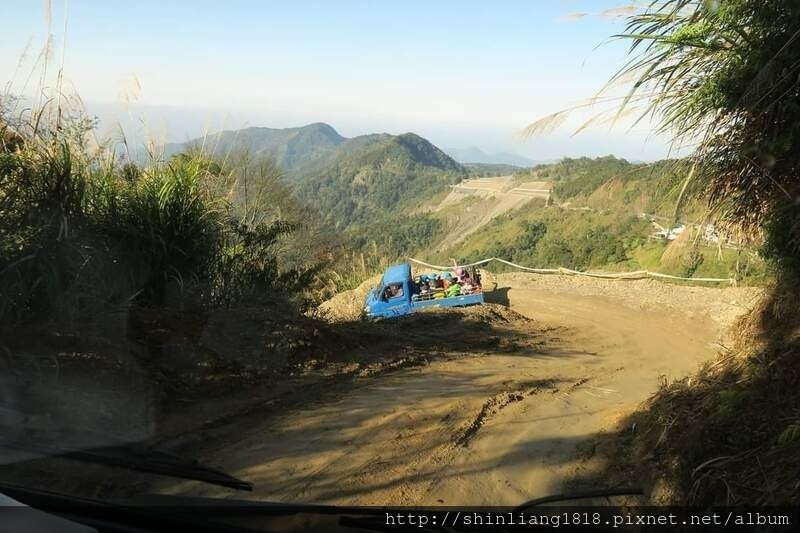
[134,275,756,505]
[2,273,760,510]
[498,272,762,331]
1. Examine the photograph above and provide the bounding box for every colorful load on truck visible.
[411,266,482,302]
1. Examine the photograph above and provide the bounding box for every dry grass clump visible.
[659,228,694,265]
[602,282,800,505]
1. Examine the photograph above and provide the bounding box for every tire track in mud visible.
[451,363,627,452]
[139,281,731,506]
[453,377,586,448]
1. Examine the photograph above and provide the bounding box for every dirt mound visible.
[497,271,761,331]
[321,302,541,364]
[317,275,380,322]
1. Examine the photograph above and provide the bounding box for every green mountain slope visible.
[517,156,706,219]
[337,156,765,286]
[165,124,467,266]
[293,132,465,228]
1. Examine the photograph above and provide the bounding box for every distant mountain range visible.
[165,123,466,228]
[165,122,462,176]
[164,122,347,175]
[444,146,542,167]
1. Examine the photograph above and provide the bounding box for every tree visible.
[609,0,800,278]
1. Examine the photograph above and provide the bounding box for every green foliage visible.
[544,156,632,199]
[0,114,122,320]
[0,104,323,322]
[95,156,225,305]
[613,0,800,273]
[210,220,321,309]
[683,248,705,278]
[464,163,524,177]
[516,157,706,220]
[517,221,547,252]
[293,133,464,229]
[168,122,345,173]
[161,123,468,295]
[312,152,767,285]
[451,206,650,271]
[369,215,442,256]
[776,422,800,445]
[330,214,443,290]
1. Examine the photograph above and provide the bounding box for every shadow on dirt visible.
[0,300,580,503]
[484,286,510,306]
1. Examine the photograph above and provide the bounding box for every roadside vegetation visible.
[330,154,767,288]
[559,0,800,505]
[0,98,340,419]
[0,102,325,324]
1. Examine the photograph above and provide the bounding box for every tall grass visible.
[0,99,323,323]
[609,1,800,272]
[98,156,225,306]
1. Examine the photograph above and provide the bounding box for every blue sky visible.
[1,1,675,161]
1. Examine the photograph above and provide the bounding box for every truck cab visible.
[363,263,485,319]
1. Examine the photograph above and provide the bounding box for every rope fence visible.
[406,256,736,285]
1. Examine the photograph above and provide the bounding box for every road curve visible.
[156,280,724,506]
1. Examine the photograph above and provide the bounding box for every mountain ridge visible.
[165,122,467,229]
[292,130,466,228]
[164,122,465,178]
[445,146,541,167]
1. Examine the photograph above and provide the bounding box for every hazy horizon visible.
[81,99,677,164]
[3,1,686,162]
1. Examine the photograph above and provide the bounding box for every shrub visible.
[0,102,323,322]
[98,156,225,306]
[210,220,322,309]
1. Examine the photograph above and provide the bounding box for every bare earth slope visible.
[150,275,758,506]
[418,176,552,248]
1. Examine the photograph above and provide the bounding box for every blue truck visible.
[363,263,485,319]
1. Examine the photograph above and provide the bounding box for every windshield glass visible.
[2,0,795,526]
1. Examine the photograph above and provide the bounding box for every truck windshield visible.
[385,283,404,298]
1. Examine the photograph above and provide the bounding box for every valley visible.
[167,123,765,289]
[3,0,796,518]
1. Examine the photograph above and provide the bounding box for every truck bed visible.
[411,292,485,310]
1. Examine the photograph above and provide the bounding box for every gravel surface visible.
[497,272,763,328]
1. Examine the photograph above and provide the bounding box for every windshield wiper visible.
[1,441,253,491]
[514,487,644,512]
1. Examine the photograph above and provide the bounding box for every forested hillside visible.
[338,156,766,287]
[164,127,764,288]
[164,122,345,173]
[293,132,465,228]
[167,123,466,230]
[517,156,706,219]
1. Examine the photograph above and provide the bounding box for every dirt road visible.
[156,277,754,505]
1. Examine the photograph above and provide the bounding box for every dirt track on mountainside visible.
[149,274,759,506]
